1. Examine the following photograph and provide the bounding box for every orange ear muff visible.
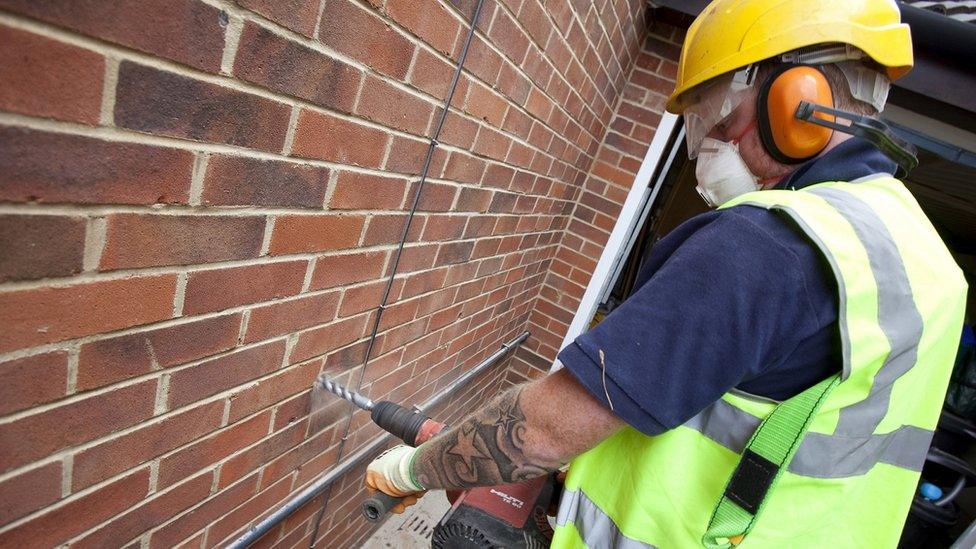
[757,66,834,164]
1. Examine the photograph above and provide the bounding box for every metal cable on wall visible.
[305,0,489,545]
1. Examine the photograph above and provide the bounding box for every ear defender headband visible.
[757,65,835,164]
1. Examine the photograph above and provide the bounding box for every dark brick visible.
[203,155,330,208]
[0,380,156,474]
[182,260,308,315]
[234,22,362,113]
[0,0,224,72]
[236,0,320,37]
[78,314,242,391]
[0,127,193,204]
[318,0,415,80]
[0,275,177,354]
[99,214,266,270]
[290,109,390,168]
[0,214,85,282]
[166,340,286,409]
[0,24,103,124]
[0,462,61,524]
[114,61,290,152]
[0,352,68,416]
[0,468,149,549]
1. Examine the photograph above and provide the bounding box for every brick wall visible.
[513,21,683,378]
[0,0,677,547]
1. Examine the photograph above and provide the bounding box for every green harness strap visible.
[703,373,842,548]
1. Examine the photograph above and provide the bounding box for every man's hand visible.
[364,445,426,514]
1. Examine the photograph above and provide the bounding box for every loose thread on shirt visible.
[599,349,614,411]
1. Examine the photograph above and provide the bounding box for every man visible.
[365,0,968,546]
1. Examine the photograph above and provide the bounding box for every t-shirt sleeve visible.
[558,210,815,435]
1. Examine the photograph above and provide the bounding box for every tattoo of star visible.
[446,424,491,470]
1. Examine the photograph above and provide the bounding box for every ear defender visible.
[757,66,835,164]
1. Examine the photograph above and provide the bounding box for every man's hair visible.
[755,61,879,117]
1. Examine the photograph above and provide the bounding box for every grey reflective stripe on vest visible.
[682,186,931,479]
[807,187,924,437]
[557,489,657,549]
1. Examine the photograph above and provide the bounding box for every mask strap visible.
[731,119,758,145]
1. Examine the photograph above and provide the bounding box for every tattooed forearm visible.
[412,387,562,490]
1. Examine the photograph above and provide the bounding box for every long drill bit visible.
[315,374,374,412]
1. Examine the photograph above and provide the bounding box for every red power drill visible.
[319,376,556,548]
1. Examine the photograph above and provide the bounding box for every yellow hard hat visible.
[666,0,913,114]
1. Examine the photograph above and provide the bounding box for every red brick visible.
[99,214,266,270]
[72,400,224,490]
[422,215,468,241]
[203,155,330,208]
[0,0,224,72]
[243,292,342,343]
[237,0,320,37]
[408,48,452,99]
[290,315,369,364]
[207,474,293,546]
[388,0,461,54]
[0,468,150,548]
[234,22,362,113]
[0,214,85,282]
[228,357,320,421]
[439,111,479,149]
[310,251,386,290]
[0,127,192,205]
[0,380,156,473]
[455,187,494,212]
[0,352,68,416]
[166,340,286,409]
[0,461,61,524]
[385,135,445,176]
[488,10,530,64]
[465,35,504,84]
[78,313,240,391]
[362,215,406,247]
[0,275,177,354]
[318,0,415,79]
[157,410,270,489]
[72,471,213,549]
[330,171,409,210]
[356,75,435,136]
[114,61,290,152]
[465,83,508,127]
[216,421,306,489]
[149,472,259,549]
[414,181,458,211]
[444,152,487,184]
[290,109,390,168]
[269,214,365,255]
[182,260,308,315]
[0,25,102,124]
[435,241,475,265]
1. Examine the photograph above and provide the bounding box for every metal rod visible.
[227,331,529,549]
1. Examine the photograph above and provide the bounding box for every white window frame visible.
[551,112,681,371]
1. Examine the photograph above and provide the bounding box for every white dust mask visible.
[694,129,760,208]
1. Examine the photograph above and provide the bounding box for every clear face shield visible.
[682,66,758,159]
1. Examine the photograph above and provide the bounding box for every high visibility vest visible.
[551,176,968,548]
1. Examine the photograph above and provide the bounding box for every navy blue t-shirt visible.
[558,138,897,435]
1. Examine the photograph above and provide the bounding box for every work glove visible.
[364,444,426,514]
